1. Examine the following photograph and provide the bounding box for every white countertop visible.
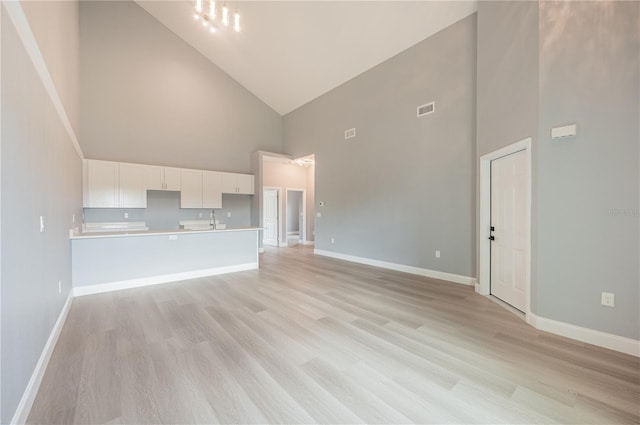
[71,226,261,240]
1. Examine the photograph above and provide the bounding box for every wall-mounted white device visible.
[345,128,356,140]
[551,124,577,139]
[417,102,435,117]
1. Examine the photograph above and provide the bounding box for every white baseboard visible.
[314,249,476,286]
[527,313,640,357]
[302,240,315,246]
[11,294,73,424]
[278,241,288,247]
[258,247,265,253]
[73,263,259,297]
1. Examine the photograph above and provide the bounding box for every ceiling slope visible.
[136,1,477,115]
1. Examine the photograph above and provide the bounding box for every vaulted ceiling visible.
[136,1,477,115]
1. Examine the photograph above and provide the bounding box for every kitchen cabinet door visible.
[85,160,119,208]
[221,172,255,194]
[119,163,146,208]
[143,165,181,191]
[180,169,203,208]
[236,174,255,195]
[203,171,222,209]
[221,173,237,194]
[164,167,181,191]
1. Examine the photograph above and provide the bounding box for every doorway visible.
[479,138,531,318]
[286,189,306,246]
[263,188,280,247]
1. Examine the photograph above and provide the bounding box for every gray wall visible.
[79,1,282,174]
[1,2,82,422]
[477,0,639,339]
[283,15,477,277]
[83,192,252,230]
[475,0,539,307]
[536,1,639,339]
[287,190,302,233]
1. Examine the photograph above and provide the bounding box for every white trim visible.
[3,2,84,160]
[73,263,259,297]
[278,241,289,247]
[478,138,532,320]
[11,294,73,425]
[258,247,265,253]
[314,249,476,286]
[528,313,640,358]
[302,240,315,246]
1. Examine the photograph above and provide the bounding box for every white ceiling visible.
[136,1,477,115]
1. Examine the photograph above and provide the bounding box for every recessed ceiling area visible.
[136,1,478,115]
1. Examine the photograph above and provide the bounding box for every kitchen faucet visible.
[210,210,216,229]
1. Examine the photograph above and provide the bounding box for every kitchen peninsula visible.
[71,226,260,296]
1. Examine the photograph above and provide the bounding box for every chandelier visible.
[194,0,240,33]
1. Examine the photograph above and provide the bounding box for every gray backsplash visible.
[83,191,252,230]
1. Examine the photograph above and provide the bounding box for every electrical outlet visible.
[601,292,615,307]
[199,212,203,218]
[124,212,129,219]
[40,216,44,232]
[435,250,441,258]
[331,237,335,244]
[169,235,178,241]
[58,280,62,294]
[227,212,231,217]
[72,213,75,223]
[317,212,322,218]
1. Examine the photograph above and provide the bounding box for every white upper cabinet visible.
[180,169,203,209]
[143,165,181,191]
[84,160,146,208]
[83,159,253,208]
[203,171,222,209]
[119,163,146,208]
[83,160,119,208]
[164,167,181,191]
[222,172,255,194]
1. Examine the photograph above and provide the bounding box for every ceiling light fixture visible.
[193,0,241,34]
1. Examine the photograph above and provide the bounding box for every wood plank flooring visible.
[28,246,640,424]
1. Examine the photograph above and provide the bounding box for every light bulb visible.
[234,12,240,32]
[210,1,216,20]
[195,0,202,13]
[222,5,229,26]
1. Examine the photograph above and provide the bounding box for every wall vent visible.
[417,102,435,117]
[344,128,356,140]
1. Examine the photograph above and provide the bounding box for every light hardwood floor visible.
[28,246,639,424]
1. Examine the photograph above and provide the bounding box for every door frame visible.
[285,188,306,244]
[478,137,532,321]
[262,187,281,247]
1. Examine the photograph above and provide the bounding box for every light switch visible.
[40,216,44,232]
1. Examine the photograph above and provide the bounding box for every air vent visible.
[344,128,356,140]
[417,102,435,117]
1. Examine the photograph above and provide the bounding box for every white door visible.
[263,189,279,246]
[490,149,527,312]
